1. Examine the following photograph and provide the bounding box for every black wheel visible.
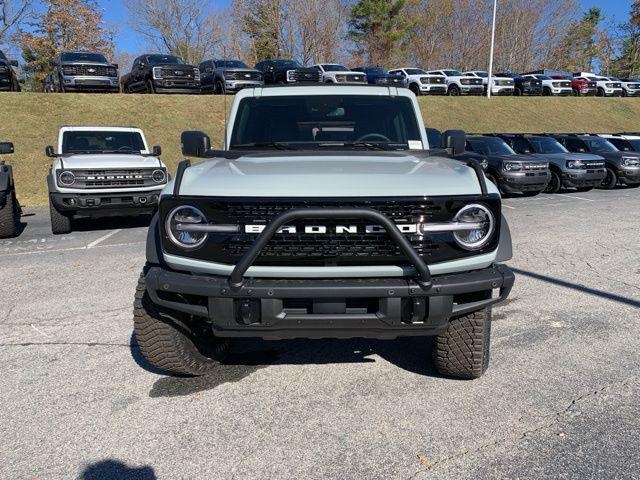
[409,83,421,96]
[544,170,561,194]
[448,85,460,96]
[123,83,130,94]
[133,270,231,375]
[146,80,156,94]
[513,87,522,96]
[575,186,593,192]
[596,87,605,97]
[434,307,492,379]
[49,196,72,234]
[599,168,617,189]
[0,190,20,238]
[214,80,225,95]
[572,89,579,97]
[543,87,551,96]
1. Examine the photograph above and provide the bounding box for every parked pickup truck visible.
[255,59,321,84]
[388,68,447,95]
[573,72,622,97]
[198,59,263,94]
[495,72,542,96]
[522,73,572,96]
[0,50,20,92]
[549,134,640,189]
[427,69,484,96]
[121,54,201,94]
[463,71,514,96]
[353,66,405,86]
[465,135,550,195]
[0,141,21,237]
[132,85,515,380]
[552,74,596,96]
[48,51,119,93]
[495,134,606,193]
[618,78,640,97]
[312,64,367,84]
[46,126,168,234]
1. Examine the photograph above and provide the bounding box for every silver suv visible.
[133,85,515,380]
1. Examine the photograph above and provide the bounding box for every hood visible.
[222,67,260,73]
[155,63,197,70]
[58,153,163,170]
[62,61,113,66]
[172,151,486,197]
[368,73,402,79]
[533,152,604,161]
[485,153,547,162]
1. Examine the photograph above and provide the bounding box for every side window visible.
[512,137,532,153]
[565,138,586,152]
[608,138,631,151]
[466,141,475,152]
[312,66,322,72]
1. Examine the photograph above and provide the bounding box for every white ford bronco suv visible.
[134,85,515,379]
[46,126,168,234]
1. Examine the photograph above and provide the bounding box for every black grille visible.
[60,169,165,189]
[162,67,198,80]
[225,70,262,81]
[160,196,502,267]
[288,70,321,82]
[64,65,114,77]
[423,77,445,84]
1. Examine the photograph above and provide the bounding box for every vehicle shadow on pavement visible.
[80,459,156,480]
[137,336,439,398]
[71,214,153,232]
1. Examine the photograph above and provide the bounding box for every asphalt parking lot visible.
[1,188,639,480]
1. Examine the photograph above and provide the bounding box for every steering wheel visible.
[356,133,391,143]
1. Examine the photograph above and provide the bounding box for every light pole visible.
[487,0,498,98]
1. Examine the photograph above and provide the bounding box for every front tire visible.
[409,83,421,96]
[599,168,617,190]
[0,190,20,238]
[544,170,562,194]
[133,271,231,376]
[596,87,605,97]
[49,196,72,234]
[448,85,460,96]
[434,307,492,379]
[146,80,156,94]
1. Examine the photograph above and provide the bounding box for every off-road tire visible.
[434,307,492,379]
[599,167,617,190]
[596,87,605,97]
[133,271,231,376]
[513,87,522,96]
[0,190,20,238]
[49,196,72,234]
[543,87,552,96]
[214,80,225,94]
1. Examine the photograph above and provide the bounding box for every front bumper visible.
[460,86,484,95]
[618,167,640,184]
[224,80,264,91]
[550,88,573,96]
[50,189,162,214]
[153,79,201,94]
[624,89,640,97]
[561,169,606,187]
[421,85,447,95]
[144,264,514,340]
[603,89,623,97]
[499,171,550,193]
[490,86,514,95]
[61,75,119,92]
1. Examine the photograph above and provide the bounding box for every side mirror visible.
[442,129,466,156]
[424,128,442,149]
[181,131,211,157]
[9,60,18,67]
[0,142,14,154]
[151,145,162,156]
[45,145,57,158]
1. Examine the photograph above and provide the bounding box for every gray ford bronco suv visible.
[134,85,515,379]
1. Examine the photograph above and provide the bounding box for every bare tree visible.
[128,0,222,65]
[0,0,31,44]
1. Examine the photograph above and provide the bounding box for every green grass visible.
[2,92,640,205]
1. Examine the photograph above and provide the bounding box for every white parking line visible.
[557,194,595,202]
[86,229,122,248]
[2,241,144,257]
[502,204,516,209]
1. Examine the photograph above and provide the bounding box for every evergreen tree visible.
[348,0,411,66]
[241,0,284,61]
[550,7,604,72]
[611,1,640,77]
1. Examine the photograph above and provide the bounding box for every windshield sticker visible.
[408,140,423,150]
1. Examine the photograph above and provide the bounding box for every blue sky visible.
[101,0,633,54]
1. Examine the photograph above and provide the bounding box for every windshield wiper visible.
[230,142,297,151]
[318,142,407,151]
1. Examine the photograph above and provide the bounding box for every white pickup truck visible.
[387,68,447,96]
[574,72,623,97]
[46,126,168,234]
[426,69,484,96]
[463,71,514,96]
[311,64,367,84]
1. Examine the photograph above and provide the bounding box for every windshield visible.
[405,68,427,75]
[147,55,184,65]
[229,95,422,151]
[443,70,463,76]
[364,67,387,74]
[537,75,552,80]
[62,131,146,154]
[473,72,488,78]
[583,137,618,153]
[61,52,108,63]
[468,137,516,156]
[275,60,301,68]
[528,137,568,154]
[626,139,640,150]
[322,64,349,72]
[217,60,248,68]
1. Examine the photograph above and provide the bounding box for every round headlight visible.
[453,204,495,251]
[166,206,208,250]
[59,170,75,186]
[504,162,522,171]
[152,169,166,183]
[568,160,583,168]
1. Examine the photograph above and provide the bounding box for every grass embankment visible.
[1,93,639,205]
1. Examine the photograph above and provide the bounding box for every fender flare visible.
[146,213,167,267]
[0,164,13,191]
[496,213,513,263]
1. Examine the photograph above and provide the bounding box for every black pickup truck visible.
[254,59,321,84]
[0,50,20,92]
[121,54,201,94]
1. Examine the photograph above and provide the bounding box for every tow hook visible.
[138,196,147,204]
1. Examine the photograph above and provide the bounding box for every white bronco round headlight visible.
[453,204,495,251]
[59,170,76,186]
[152,169,166,183]
[166,206,208,249]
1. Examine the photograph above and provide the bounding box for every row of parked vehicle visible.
[1,126,638,239]
[0,49,631,97]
